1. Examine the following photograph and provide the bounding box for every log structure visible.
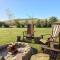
[23,21,34,40]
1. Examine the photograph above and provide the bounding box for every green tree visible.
[36,19,41,28]
[40,20,45,28]
[25,20,28,25]
[3,23,10,28]
[15,20,21,28]
[49,16,58,25]
[0,22,4,27]
[21,24,24,28]
[43,19,47,27]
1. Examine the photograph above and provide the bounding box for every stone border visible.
[0,42,32,60]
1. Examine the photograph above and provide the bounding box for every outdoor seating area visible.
[0,0,60,60]
[41,22,60,60]
[0,22,60,60]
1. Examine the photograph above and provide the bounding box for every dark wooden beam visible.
[59,32,60,49]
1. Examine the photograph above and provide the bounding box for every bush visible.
[0,22,4,28]
[3,23,10,28]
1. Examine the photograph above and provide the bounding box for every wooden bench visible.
[41,45,60,60]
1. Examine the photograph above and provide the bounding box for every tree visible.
[25,20,28,25]
[40,20,45,27]
[21,24,24,28]
[3,23,10,28]
[49,16,58,25]
[5,8,15,20]
[36,19,41,28]
[44,19,48,27]
[47,21,51,27]
[0,22,4,27]
[14,20,21,28]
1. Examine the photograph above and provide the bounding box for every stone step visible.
[30,53,49,60]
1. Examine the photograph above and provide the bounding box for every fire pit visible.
[0,42,32,60]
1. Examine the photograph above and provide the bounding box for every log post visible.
[59,32,60,49]
[17,36,21,42]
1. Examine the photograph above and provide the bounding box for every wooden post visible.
[27,23,34,38]
[41,35,43,39]
[49,37,54,48]
[59,32,60,49]
[23,32,25,41]
[17,36,21,42]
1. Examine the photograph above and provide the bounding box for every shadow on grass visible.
[31,47,38,55]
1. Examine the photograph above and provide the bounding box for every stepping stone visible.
[30,53,49,60]
[16,53,22,60]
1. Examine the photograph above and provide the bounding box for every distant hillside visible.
[0,17,59,28]
[4,18,45,24]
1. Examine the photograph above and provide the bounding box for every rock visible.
[6,42,32,60]
[1,56,5,60]
[30,53,49,60]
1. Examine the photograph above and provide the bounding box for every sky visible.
[0,0,60,21]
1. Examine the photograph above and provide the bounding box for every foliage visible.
[36,19,41,28]
[0,16,58,28]
[44,19,48,27]
[49,16,58,25]
[21,24,25,28]
[14,20,21,28]
[3,23,10,28]
[0,22,4,27]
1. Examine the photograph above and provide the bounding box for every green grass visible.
[0,28,26,45]
[35,28,52,38]
[0,28,52,45]
[29,43,42,53]
[0,28,52,52]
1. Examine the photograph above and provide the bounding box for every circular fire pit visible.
[0,42,32,60]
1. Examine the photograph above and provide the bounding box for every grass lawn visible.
[0,28,52,52]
